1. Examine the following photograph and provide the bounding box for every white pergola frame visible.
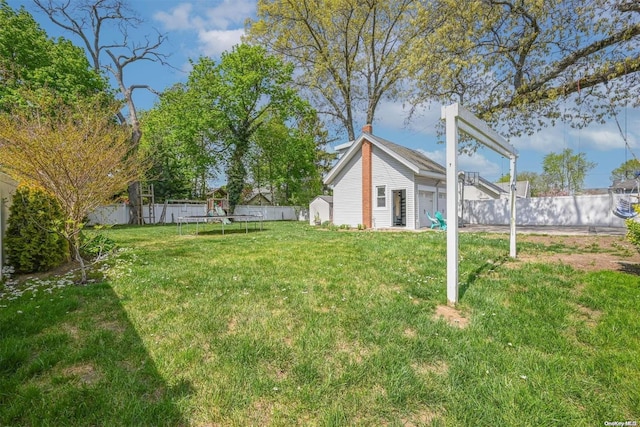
[441,103,518,304]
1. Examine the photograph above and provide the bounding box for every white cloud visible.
[459,152,501,178]
[204,0,256,30]
[511,125,566,153]
[417,149,501,179]
[153,4,193,31]
[153,1,255,57]
[575,128,627,151]
[376,100,441,136]
[198,29,245,56]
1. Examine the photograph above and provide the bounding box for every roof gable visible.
[324,133,445,185]
[312,195,333,204]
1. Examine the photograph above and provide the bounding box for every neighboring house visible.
[244,188,274,206]
[0,172,17,281]
[463,179,531,200]
[309,196,333,225]
[495,181,530,198]
[610,178,640,194]
[324,125,447,230]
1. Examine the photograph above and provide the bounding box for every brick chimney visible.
[362,124,373,228]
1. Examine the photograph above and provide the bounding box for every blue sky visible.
[14,0,640,189]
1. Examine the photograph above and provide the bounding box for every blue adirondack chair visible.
[426,212,440,229]
[435,211,447,231]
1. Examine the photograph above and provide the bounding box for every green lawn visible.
[1,222,638,426]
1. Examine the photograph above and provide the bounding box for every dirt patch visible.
[248,398,276,426]
[401,408,442,427]
[62,363,102,385]
[434,304,469,328]
[514,235,640,273]
[575,304,602,327]
[335,339,374,364]
[403,328,417,338]
[226,317,237,334]
[99,319,126,334]
[412,360,449,376]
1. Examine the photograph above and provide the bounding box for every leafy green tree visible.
[0,0,106,110]
[540,148,596,195]
[140,84,218,201]
[409,0,640,137]
[248,0,431,140]
[249,112,329,206]
[187,44,313,212]
[611,159,640,183]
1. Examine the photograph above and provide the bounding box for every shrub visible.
[4,185,69,273]
[625,217,640,253]
[80,227,116,259]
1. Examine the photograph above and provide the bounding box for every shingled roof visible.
[372,134,446,175]
[324,132,446,184]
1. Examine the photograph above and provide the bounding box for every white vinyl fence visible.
[87,203,301,225]
[463,194,628,228]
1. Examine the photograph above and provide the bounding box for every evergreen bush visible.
[4,185,69,273]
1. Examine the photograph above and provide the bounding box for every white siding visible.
[332,150,363,227]
[371,146,414,229]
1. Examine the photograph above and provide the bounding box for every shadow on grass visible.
[459,256,508,300]
[177,222,267,236]
[197,226,266,236]
[617,261,640,276]
[0,281,190,426]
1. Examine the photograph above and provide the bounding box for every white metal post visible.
[509,155,517,258]
[444,104,459,304]
[441,103,518,305]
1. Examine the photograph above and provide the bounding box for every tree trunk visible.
[127,124,143,224]
[128,181,142,224]
[227,143,248,214]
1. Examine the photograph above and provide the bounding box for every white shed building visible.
[309,195,333,225]
[324,125,448,230]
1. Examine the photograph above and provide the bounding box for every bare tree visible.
[34,0,170,224]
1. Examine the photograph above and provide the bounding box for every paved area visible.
[458,224,627,236]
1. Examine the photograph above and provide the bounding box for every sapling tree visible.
[0,92,147,282]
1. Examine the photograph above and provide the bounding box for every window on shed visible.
[376,186,386,208]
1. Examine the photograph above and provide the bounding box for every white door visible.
[418,191,434,228]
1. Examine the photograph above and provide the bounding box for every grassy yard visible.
[1,221,638,426]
